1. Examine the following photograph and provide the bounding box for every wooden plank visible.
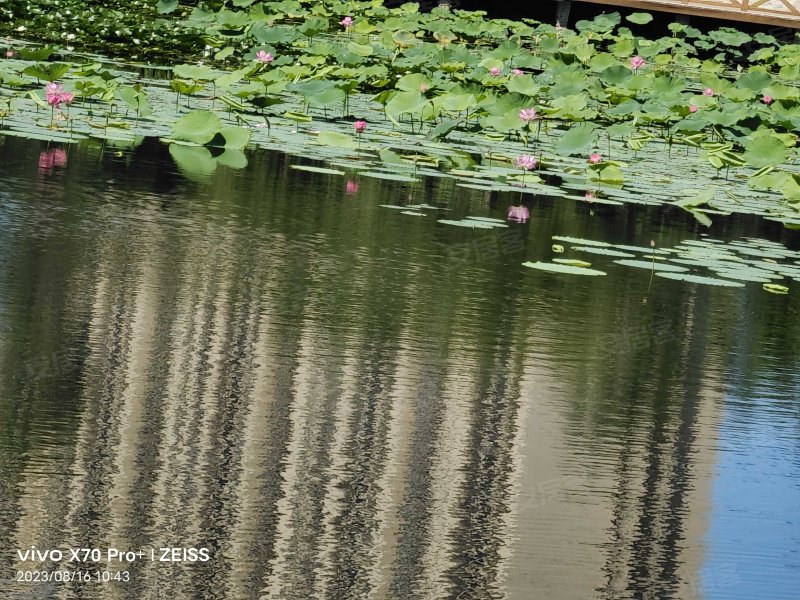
[577,0,800,27]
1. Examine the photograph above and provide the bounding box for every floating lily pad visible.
[715,269,777,283]
[572,246,634,258]
[401,211,426,216]
[614,259,689,272]
[552,236,611,248]
[438,219,499,229]
[465,216,507,224]
[655,273,744,287]
[290,165,345,175]
[554,258,592,267]
[612,245,672,255]
[763,283,789,294]
[522,261,607,276]
[361,171,420,182]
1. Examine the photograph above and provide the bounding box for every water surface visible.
[0,136,798,600]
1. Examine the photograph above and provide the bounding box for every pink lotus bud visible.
[512,68,523,76]
[689,104,698,113]
[589,153,602,164]
[490,67,502,77]
[346,180,359,195]
[354,120,367,134]
[762,95,773,104]
[703,87,714,96]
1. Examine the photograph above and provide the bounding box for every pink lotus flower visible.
[519,108,538,122]
[419,83,428,93]
[589,153,602,164]
[5,50,13,58]
[341,16,353,29]
[255,50,273,63]
[346,180,359,195]
[630,56,646,71]
[703,87,714,96]
[584,190,596,203]
[762,95,773,104]
[354,120,367,134]
[515,154,537,170]
[512,68,523,76]
[44,83,64,108]
[507,205,530,222]
[689,104,698,113]
[490,67,502,77]
[44,83,74,109]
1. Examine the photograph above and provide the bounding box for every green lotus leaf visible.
[173,64,216,81]
[386,91,427,118]
[588,164,624,184]
[627,12,653,25]
[156,0,179,14]
[737,71,773,92]
[396,73,430,93]
[555,122,598,156]
[210,126,250,150]
[505,75,540,96]
[317,131,357,149]
[743,136,788,169]
[22,62,70,82]
[251,23,298,44]
[172,110,221,145]
[600,65,631,86]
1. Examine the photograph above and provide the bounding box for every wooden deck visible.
[579,0,800,27]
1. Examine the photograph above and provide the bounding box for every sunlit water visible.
[0,137,798,600]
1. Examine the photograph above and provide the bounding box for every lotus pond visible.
[3,3,800,230]
[2,3,800,600]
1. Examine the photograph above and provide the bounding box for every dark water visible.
[0,136,798,600]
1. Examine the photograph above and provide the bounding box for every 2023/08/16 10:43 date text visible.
[16,570,130,583]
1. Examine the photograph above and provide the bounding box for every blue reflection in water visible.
[703,391,800,600]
